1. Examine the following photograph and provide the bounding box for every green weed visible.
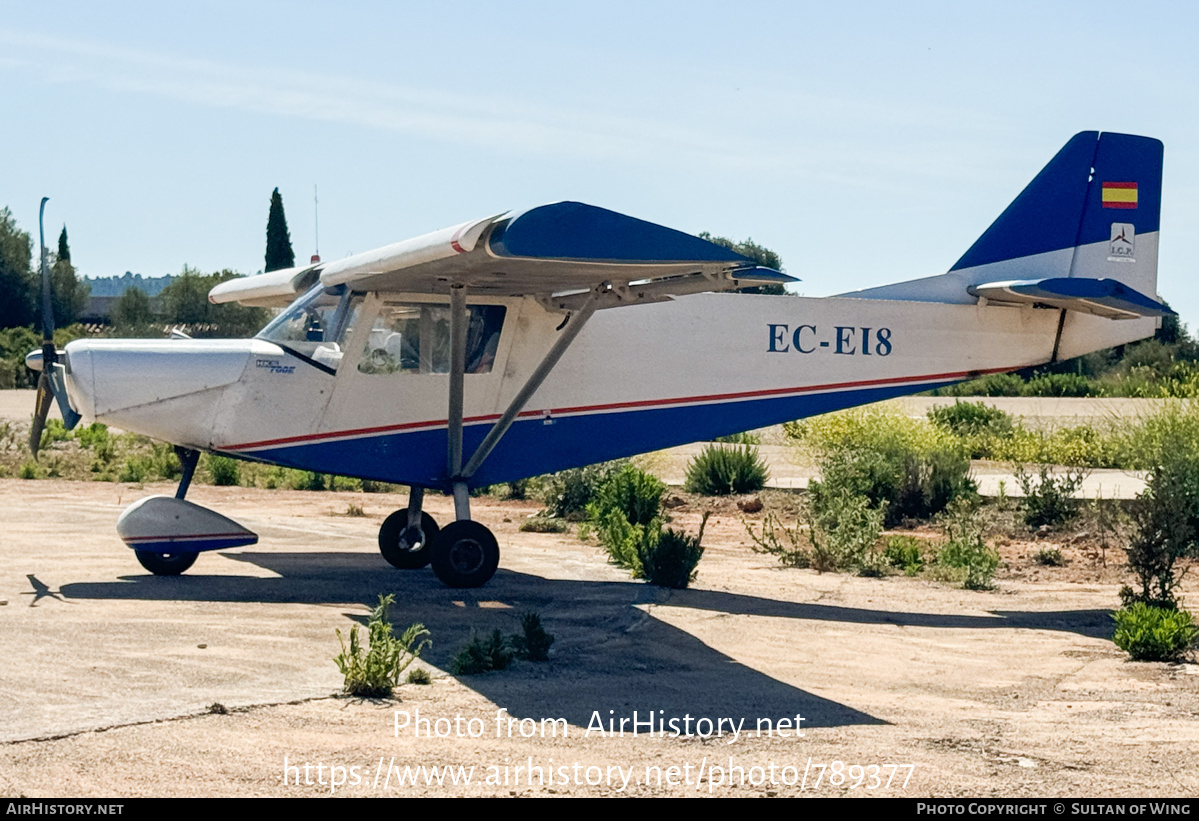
[334,595,431,698]
[451,629,513,675]
[1112,603,1197,661]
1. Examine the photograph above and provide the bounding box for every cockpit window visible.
[358,303,505,375]
[257,285,362,371]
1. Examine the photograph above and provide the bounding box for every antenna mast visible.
[312,184,320,264]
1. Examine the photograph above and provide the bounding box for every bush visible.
[405,667,432,685]
[793,407,974,526]
[335,595,431,698]
[745,512,811,568]
[519,516,568,533]
[1015,464,1088,529]
[684,443,768,495]
[714,431,760,445]
[806,489,886,574]
[537,462,624,520]
[588,463,665,526]
[932,499,999,590]
[640,514,709,589]
[594,499,708,588]
[928,401,1015,459]
[884,535,926,576]
[928,400,1014,439]
[930,372,1026,397]
[451,629,513,675]
[511,612,555,662]
[1032,547,1065,566]
[74,423,110,450]
[208,455,241,486]
[1024,372,1094,397]
[1112,603,1198,661]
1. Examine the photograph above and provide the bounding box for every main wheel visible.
[134,550,198,576]
[379,510,439,569]
[431,521,499,588]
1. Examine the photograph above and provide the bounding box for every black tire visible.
[135,550,198,576]
[431,520,499,588]
[379,510,439,569]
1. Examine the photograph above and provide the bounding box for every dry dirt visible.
[1,480,1197,798]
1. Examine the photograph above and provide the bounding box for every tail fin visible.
[844,131,1165,310]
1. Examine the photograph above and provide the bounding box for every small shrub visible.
[930,372,1026,397]
[684,443,768,495]
[640,512,709,589]
[511,612,554,662]
[293,470,328,491]
[928,401,1015,459]
[928,400,1014,439]
[118,456,150,483]
[19,459,41,480]
[1024,372,1093,397]
[537,462,624,520]
[345,502,366,517]
[208,454,241,486]
[38,418,71,451]
[795,407,974,526]
[519,516,568,533]
[884,535,926,576]
[451,629,513,675]
[74,423,109,450]
[335,594,431,698]
[405,667,432,685]
[933,499,999,590]
[714,431,761,445]
[1032,547,1065,566]
[588,463,665,526]
[1112,603,1197,661]
[745,512,811,568]
[806,489,885,574]
[1015,464,1088,529]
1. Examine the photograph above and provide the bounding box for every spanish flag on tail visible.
[1102,181,1138,209]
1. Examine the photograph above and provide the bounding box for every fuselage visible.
[60,290,1155,490]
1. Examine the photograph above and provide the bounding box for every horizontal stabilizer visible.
[969,277,1173,320]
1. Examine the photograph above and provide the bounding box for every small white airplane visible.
[27,131,1169,588]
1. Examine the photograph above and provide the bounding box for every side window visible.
[358,304,505,375]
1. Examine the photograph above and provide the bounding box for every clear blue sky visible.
[4,1,1198,324]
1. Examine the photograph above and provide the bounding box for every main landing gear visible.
[379,486,499,588]
[381,282,600,589]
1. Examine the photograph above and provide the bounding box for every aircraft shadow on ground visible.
[57,550,1112,730]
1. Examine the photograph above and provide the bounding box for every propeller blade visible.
[29,372,54,457]
[39,197,54,344]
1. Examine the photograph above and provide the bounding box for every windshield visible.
[257,285,362,371]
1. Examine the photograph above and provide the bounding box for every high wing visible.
[209,201,795,310]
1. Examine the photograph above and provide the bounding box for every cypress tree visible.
[50,225,88,325]
[265,187,295,272]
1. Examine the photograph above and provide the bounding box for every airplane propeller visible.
[28,197,80,456]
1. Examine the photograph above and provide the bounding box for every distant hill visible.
[80,273,175,322]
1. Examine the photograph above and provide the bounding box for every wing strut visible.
[445,283,604,520]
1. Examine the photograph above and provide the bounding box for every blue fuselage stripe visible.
[234,379,958,488]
